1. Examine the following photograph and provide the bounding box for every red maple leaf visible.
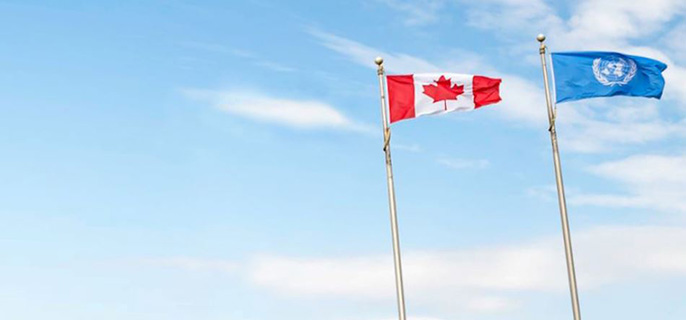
[422,75,464,110]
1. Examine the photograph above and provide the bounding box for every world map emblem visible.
[592,56,637,86]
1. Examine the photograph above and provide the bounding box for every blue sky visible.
[1,0,686,319]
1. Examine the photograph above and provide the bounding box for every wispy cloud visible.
[251,226,686,290]
[178,41,297,73]
[249,253,520,313]
[138,226,686,316]
[525,184,557,202]
[375,0,446,26]
[183,89,373,132]
[309,30,441,74]
[246,225,686,311]
[437,157,489,170]
[141,257,238,273]
[557,101,686,153]
[253,61,297,72]
[178,41,256,59]
[664,22,686,64]
[448,0,686,49]
[573,154,686,212]
[461,0,561,37]
[393,143,422,153]
[561,0,686,48]
[343,317,448,320]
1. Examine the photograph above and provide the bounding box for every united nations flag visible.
[551,51,667,103]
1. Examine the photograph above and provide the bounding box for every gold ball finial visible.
[537,34,546,42]
[374,56,384,65]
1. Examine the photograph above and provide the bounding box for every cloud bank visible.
[183,89,372,133]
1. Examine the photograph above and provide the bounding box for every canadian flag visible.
[386,74,502,123]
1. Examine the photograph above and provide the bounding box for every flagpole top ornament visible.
[537,34,546,42]
[375,57,384,66]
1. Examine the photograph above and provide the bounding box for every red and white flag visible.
[386,74,502,123]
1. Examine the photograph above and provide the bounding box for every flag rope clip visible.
[383,128,391,151]
[548,107,558,132]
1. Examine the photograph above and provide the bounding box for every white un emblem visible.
[592,56,637,86]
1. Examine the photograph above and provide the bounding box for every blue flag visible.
[551,51,667,103]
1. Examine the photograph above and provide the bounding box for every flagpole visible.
[537,34,582,320]
[375,56,408,320]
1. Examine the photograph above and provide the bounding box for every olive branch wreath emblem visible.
[592,57,637,86]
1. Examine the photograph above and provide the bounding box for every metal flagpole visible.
[537,34,582,320]
[375,56,408,320]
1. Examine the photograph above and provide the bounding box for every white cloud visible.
[183,89,372,132]
[573,154,686,212]
[376,0,446,26]
[664,22,686,63]
[461,0,562,37]
[251,255,393,298]
[253,61,297,73]
[495,74,548,125]
[592,154,686,184]
[249,252,522,313]
[246,226,686,310]
[526,184,557,202]
[658,57,686,105]
[449,0,686,49]
[353,317,447,320]
[571,194,650,208]
[375,0,561,35]
[141,257,238,273]
[437,157,490,170]
[465,296,517,312]
[179,41,297,73]
[393,143,422,153]
[310,30,440,74]
[556,101,686,153]
[133,227,686,316]
[562,0,686,47]
[178,41,255,58]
